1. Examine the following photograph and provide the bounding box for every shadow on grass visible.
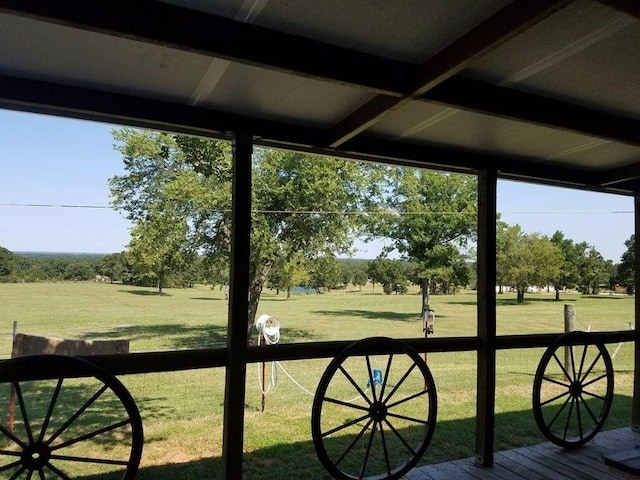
[190,297,224,301]
[449,296,579,307]
[79,324,227,350]
[314,309,418,322]
[581,295,632,300]
[278,327,322,342]
[0,377,172,479]
[118,289,168,297]
[76,393,633,480]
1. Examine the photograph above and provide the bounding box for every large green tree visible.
[268,253,309,299]
[370,169,477,320]
[366,258,409,295]
[577,246,610,295]
[109,131,204,294]
[498,224,563,303]
[99,251,133,284]
[550,231,583,301]
[0,247,14,277]
[110,129,370,335]
[618,234,634,292]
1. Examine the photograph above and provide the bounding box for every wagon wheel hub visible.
[22,442,51,470]
[569,380,583,398]
[369,401,387,422]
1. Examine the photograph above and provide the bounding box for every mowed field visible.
[0,282,635,479]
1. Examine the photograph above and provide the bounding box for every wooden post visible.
[8,321,17,433]
[261,361,266,412]
[222,132,253,478]
[564,304,575,372]
[632,193,640,430]
[475,168,497,467]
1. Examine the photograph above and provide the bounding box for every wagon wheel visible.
[0,355,143,479]
[532,331,613,449]
[312,337,437,480]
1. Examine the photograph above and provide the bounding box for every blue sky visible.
[0,109,634,261]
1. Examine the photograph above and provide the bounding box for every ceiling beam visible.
[342,137,602,191]
[328,0,574,147]
[0,0,416,96]
[596,0,640,20]
[599,162,640,187]
[0,74,327,146]
[1,74,625,195]
[423,76,640,147]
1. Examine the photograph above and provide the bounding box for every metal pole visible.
[222,132,253,478]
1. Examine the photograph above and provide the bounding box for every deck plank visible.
[509,447,593,479]
[527,444,608,479]
[494,451,552,480]
[404,427,640,480]
[453,457,525,480]
[535,442,632,479]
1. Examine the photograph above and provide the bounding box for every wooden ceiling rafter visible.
[327,0,575,147]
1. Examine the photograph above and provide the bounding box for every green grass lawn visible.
[0,282,635,479]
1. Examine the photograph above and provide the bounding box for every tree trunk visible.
[554,287,560,301]
[157,271,164,296]
[517,288,525,304]
[247,264,272,344]
[286,286,291,300]
[421,278,431,321]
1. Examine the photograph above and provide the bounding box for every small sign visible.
[367,368,384,387]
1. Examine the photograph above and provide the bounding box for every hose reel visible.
[256,314,281,345]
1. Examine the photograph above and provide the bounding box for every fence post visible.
[9,321,17,433]
[564,304,575,372]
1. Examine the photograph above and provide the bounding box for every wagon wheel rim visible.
[532,331,613,449]
[0,355,143,479]
[312,337,437,480]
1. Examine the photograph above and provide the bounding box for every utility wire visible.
[0,203,111,209]
[0,203,633,215]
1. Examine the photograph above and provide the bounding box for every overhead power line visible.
[0,203,633,215]
[0,203,111,209]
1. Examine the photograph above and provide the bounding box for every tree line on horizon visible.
[0,128,636,335]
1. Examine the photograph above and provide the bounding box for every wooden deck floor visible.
[403,427,640,479]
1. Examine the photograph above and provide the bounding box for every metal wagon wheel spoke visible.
[532,331,613,449]
[0,355,143,479]
[312,337,437,480]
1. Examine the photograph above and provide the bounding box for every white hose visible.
[255,314,366,402]
[258,360,278,395]
[256,314,280,394]
[274,361,368,402]
[256,314,280,345]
